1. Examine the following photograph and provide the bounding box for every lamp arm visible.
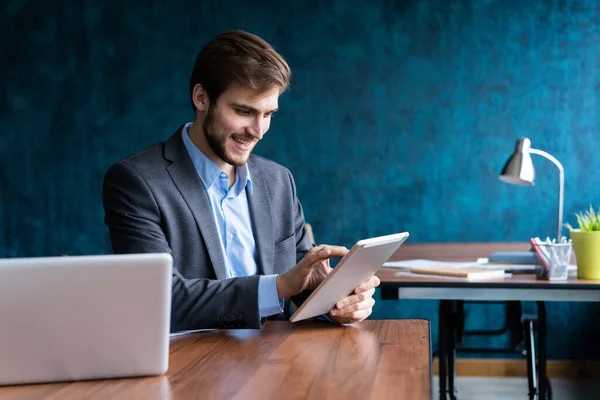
[529,148,564,240]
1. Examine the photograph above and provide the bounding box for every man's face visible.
[203,84,279,167]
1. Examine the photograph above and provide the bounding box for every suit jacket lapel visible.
[247,158,274,276]
[164,127,228,281]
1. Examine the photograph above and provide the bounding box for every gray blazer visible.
[102,126,313,331]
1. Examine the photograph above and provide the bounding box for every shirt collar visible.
[181,122,253,195]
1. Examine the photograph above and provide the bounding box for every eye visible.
[264,112,274,118]
[236,108,252,116]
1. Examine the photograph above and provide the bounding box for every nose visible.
[249,116,268,139]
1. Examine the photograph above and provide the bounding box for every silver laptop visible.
[0,253,172,386]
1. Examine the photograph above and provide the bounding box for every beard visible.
[203,107,255,167]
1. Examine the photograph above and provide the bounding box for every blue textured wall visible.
[2,0,600,359]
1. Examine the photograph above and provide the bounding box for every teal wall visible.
[2,1,600,359]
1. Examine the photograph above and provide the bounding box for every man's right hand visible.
[276,245,348,299]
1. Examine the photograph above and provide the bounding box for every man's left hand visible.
[328,275,380,324]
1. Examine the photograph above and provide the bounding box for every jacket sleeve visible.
[102,161,262,331]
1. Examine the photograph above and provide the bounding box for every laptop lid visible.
[0,253,172,386]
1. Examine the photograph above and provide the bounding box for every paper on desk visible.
[476,258,577,272]
[169,329,215,338]
[382,259,577,272]
[383,259,481,269]
[389,270,512,280]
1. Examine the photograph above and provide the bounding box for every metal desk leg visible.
[439,300,449,400]
[523,317,537,398]
[537,301,548,400]
[448,301,458,400]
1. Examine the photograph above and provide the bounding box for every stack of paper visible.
[383,259,577,275]
[409,266,506,280]
[382,259,507,280]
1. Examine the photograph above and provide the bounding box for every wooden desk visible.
[377,269,600,302]
[378,243,600,400]
[0,320,431,400]
[389,242,532,262]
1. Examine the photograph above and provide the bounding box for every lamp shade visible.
[499,137,535,186]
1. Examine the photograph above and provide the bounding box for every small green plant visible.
[564,205,600,232]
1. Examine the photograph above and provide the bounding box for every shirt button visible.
[220,173,227,178]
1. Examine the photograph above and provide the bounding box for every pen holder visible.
[535,242,572,281]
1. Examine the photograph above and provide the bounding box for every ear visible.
[192,84,210,112]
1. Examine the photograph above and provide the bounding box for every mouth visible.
[231,135,255,152]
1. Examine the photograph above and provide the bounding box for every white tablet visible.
[289,232,409,323]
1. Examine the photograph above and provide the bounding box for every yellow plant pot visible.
[570,230,600,280]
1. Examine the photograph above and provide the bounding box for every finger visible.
[335,288,375,310]
[304,245,347,265]
[333,307,373,324]
[307,245,326,255]
[354,275,380,294]
[331,296,375,316]
[320,245,348,258]
[304,247,331,262]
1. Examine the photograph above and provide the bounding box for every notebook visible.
[488,251,537,264]
[410,266,506,281]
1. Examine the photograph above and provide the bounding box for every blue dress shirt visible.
[181,123,283,318]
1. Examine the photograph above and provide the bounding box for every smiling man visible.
[102,30,379,331]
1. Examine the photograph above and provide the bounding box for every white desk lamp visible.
[499,137,564,240]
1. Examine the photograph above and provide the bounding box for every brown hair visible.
[189,30,291,111]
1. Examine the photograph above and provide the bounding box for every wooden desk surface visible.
[377,268,600,288]
[380,242,600,289]
[0,320,431,400]
[389,241,531,262]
